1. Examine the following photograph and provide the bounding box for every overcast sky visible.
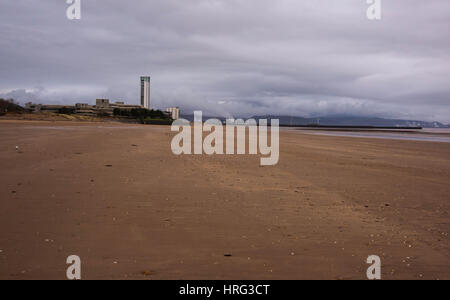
[1,0,449,122]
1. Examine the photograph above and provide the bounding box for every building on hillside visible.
[165,107,180,120]
[96,99,110,109]
[25,102,75,114]
[110,101,143,110]
[95,99,143,116]
[75,103,95,116]
[25,99,142,116]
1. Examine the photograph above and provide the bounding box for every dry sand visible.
[0,120,449,280]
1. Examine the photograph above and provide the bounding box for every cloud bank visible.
[0,0,449,122]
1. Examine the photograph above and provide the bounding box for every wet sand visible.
[0,120,449,279]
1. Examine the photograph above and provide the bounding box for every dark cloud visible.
[0,0,449,122]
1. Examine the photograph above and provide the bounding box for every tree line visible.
[0,98,25,115]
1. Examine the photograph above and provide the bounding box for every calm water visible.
[292,128,450,143]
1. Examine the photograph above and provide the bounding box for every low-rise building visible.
[96,99,110,109]
[25,99,143,116]
[26,102,75,114]
[110,101,142,111]
[165,107,180,120]
[75,103,95,116]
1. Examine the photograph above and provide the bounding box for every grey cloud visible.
[0,0,449,123]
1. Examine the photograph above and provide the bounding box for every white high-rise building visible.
[140,76,151,109]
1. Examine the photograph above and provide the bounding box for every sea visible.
[289,128,450,143]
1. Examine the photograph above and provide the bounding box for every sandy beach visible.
[0,120,449,280]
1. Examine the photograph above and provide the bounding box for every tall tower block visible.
[140,76,151,109]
